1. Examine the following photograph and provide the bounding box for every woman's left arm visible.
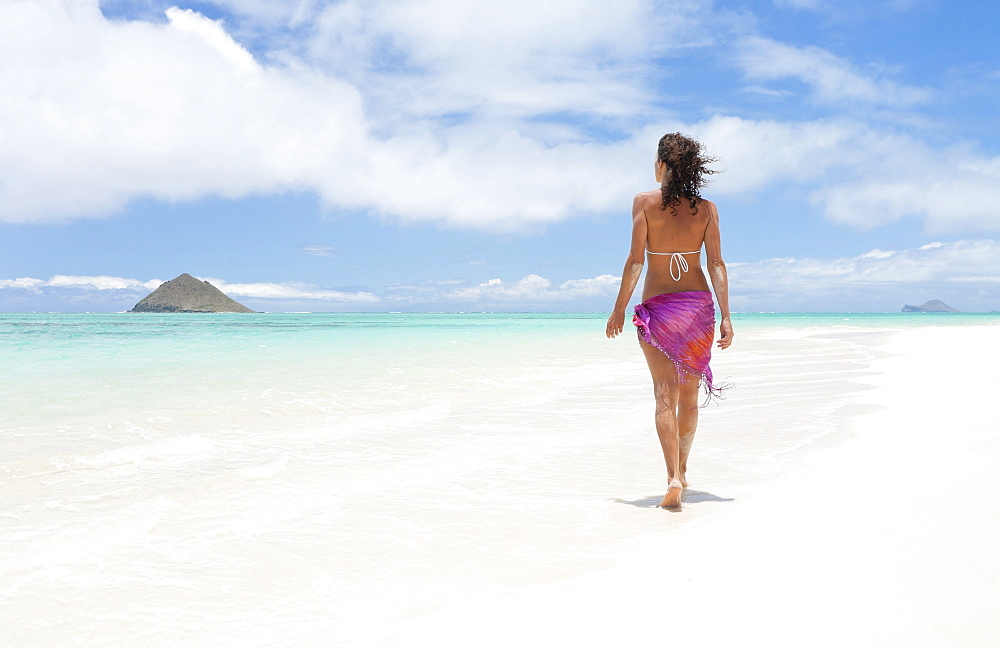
[703,200,733,349]
[606,195,647,338]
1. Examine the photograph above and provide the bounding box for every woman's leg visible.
[677,378,701,488]
[640,339,684,508]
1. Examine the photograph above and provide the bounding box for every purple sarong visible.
[633,291,724,401]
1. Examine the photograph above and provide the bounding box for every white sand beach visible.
[2,316,998,647]
[389,325,1000,647]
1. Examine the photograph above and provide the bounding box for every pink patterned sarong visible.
[633,291,724,402]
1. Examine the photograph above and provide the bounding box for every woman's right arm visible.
[704,201,733,349]
[606,195,647,339]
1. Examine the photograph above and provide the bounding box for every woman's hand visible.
[717,317,734,349]
[606,310,627,338]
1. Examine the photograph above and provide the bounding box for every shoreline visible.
[387,324,1000,647]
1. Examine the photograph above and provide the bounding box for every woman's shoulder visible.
[634,189,661,200]
[633,189,662,208]
[697,197,718,217]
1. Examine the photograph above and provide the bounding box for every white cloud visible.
[0,1,367,223]
[0,274,380,304]
[166,7,257,73]
[301,244,337,257]
[447,274,620,303]
[1,0,997,240]
[0,278,46,292]
[729,239,1000,311]
[696,115,859,193]
[0,275,161,292]
[45,275,163,291]
[306,0,709,120]
[810,161,1000,233]
[198,278,380,302]
[735,36,931,107]
[0,0,709,230]
[739,239,1000,286]
[386,279,464,294]
[696,115,1000,233]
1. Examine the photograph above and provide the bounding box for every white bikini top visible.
[646,249,700,281]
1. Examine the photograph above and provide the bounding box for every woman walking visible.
[606,133,733,510]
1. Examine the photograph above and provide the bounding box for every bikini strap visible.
[645,250,700,281]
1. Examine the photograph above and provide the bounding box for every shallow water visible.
[2,312,994,646]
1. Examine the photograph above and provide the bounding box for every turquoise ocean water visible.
[5,310,997,380]
[3,311,996,423]
[4,310,993,436]
[2,311,998,646]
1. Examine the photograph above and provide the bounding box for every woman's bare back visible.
[637,190,715,300]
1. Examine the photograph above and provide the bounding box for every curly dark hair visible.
[657,132,718,212]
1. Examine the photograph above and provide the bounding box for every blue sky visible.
[1,0,999,312]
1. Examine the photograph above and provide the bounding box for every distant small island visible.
[131,273,253,313]
[901,299,960,313]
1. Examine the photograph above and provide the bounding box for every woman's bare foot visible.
[659,480,684,509]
